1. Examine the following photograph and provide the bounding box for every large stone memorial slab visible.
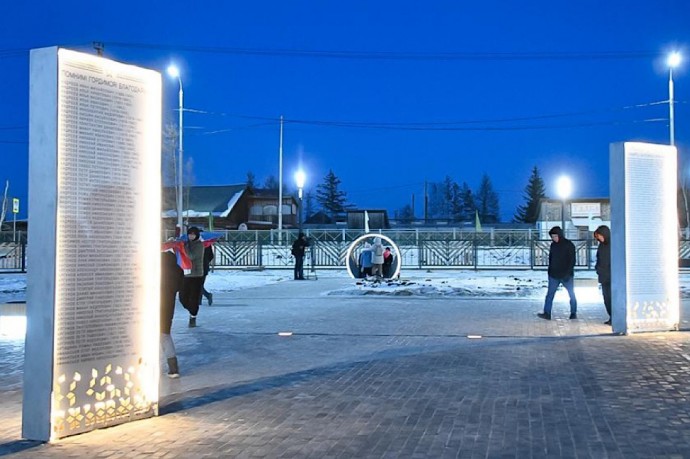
[23,47,162,441]
[610,142,679,334]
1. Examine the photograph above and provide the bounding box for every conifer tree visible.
[475,173,500,223]
[450,181,463,221]
[514,166,546,223]
[459,182,476,221]
[315,169,351,218]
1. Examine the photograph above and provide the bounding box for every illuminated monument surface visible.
[23,48,161,441]
[610,142,679,334]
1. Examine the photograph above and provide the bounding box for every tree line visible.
[247,166,547,224]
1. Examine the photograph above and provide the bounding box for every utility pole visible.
[93,42,104,56]
[411,193,415,220]
[424,181,428,223]
[278,115,284,242]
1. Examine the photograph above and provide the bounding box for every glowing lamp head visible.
[556,175,572,200]
[167,65,180,79]
[294,170,306,189]
[667,52,682,69]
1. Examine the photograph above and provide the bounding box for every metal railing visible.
[0,242,26,273]
[180,228,596,270]
[4,229,690,273]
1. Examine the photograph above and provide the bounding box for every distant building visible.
[347,209,389,230]
[303,210,333,226]
[247,189,299,229]
[538,198,610,238]
[162,185,299,231]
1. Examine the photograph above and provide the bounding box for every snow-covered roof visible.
[162,185,246,218]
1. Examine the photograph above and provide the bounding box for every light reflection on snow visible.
[0,316,26,339]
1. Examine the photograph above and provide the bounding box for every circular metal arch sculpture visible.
[345,234,402,279]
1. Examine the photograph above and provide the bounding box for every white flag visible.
[364,210,370,233]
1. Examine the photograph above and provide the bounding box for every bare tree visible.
[162,122,179,216]
[0,180,8,232]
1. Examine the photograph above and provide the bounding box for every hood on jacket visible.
[594,225,610,244]
[373,237,382,244]
[548,226,564,239]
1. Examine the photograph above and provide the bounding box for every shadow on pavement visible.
[0,439,43,457]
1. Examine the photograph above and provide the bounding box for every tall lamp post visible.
[667,51,682,146]
[556,175,572,236]
[167,65,184,235]
[295,170,306,232]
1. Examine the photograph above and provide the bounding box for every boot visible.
[189,316,197,328]
[167,357,180,378]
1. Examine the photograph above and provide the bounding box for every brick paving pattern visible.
[1,276,690,458]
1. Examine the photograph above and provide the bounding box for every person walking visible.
[291,232,309,280]
[161,248,183,377]
[198,243,214,306]
[594,225,612,325]
[370,237,385,278]
[180,226,205,327]
[538,226,578,320]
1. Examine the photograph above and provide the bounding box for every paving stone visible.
[1,276,690,457]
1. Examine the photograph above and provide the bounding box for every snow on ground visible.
[327,269,599,299]
[2,269,690,303]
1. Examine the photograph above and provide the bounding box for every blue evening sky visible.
[1,1,690,221]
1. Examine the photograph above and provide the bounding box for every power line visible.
[0,43,662,62]
[283,117,666,132]
[102,41,658,62]
[183,110,667,132]
[0,98,671,137]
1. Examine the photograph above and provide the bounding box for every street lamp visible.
[294,169,306,231]
[667,51,682,146]
[556,175,572,235]
[167,65,184,235]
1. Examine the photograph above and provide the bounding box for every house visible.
[538,198,610,238]
[347,209,390,230]
[303,210,334,226]
[247,189,299,229]
[162,185,299,230]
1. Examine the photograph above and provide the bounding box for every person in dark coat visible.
[594,225,612,325]
[161,248,183,377]
[538,226,578,320]
[198,244,214,306]
[382,246,394,278]
[292,232,309,280]
[179,226,205,327]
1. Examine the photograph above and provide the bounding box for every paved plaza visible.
[1,274,690,458]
